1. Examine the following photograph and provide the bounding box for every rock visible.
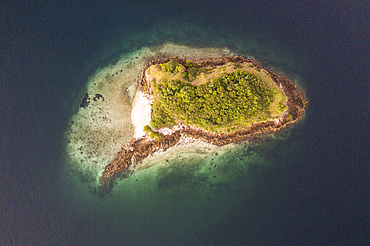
[93,94,104,101]
[80,93,90,108]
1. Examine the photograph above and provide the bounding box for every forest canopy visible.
[147,60,287,132]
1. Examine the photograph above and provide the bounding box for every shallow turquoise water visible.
[57,22,310,242]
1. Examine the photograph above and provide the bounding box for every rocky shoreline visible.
[99,56,308,187]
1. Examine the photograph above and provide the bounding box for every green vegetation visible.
[181,60,199,82]
[278,100,287,111]
[234,62,242,69]
[149,69,278,132]
[143,125,165,140]
[158,60,199,82]
[159,60,183,74]
[200,66,216,74]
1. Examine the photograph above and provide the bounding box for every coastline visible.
[99,56,308,187]
[131,91,152,138]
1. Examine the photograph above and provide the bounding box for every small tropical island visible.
[99,56,307,186]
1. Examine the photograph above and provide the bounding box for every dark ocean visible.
[1,1,368,245]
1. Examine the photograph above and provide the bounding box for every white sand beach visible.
[131,91,152,138]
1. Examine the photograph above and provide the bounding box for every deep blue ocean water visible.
[1,1,368,245]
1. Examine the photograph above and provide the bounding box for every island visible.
[99,56,307,187]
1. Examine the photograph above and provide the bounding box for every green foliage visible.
[278,101,287,111]
[184,60,196,68]
[234,62,242,69]
[159,60,182,74]
[143,125,152,133]
[182,60,199,81]
[143,125,165,140]
[142,83,148,93]
[150,70,274,132]
[200,66,216,74]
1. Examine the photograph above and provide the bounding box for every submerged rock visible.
[93,94,104,101]
[80,93,90,108]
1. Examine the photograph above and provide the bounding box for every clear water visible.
[1,1,367,245]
